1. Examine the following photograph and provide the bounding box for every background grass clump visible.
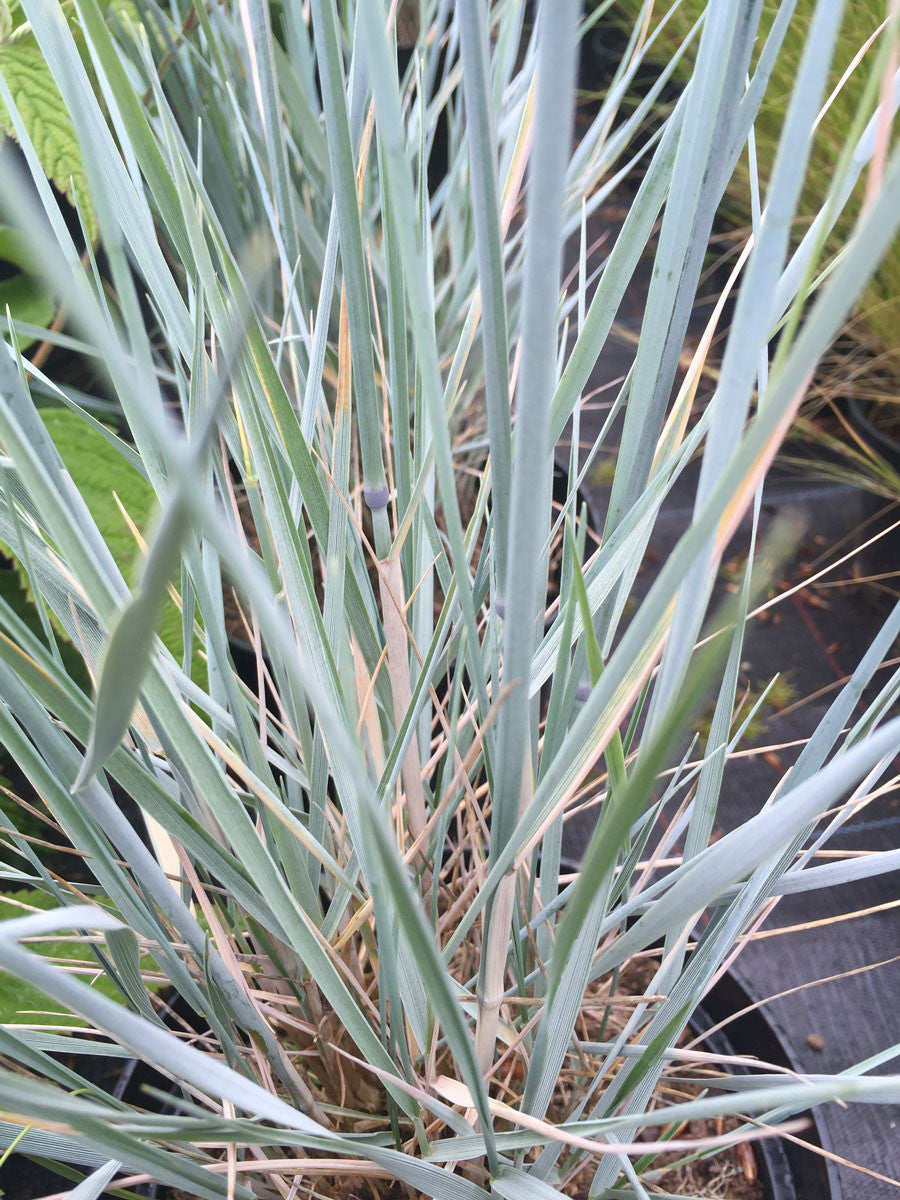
[611,0,900,368]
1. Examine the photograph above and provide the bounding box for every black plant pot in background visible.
[845,396,900,579]
[847,397,900,468]
[696,973,841,1200]
[228,632,268,693]
[0,1059,153,1199]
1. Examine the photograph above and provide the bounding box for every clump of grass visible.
[608,0,900,369]
[0,3,897,1199]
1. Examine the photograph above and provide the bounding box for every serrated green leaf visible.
[35,409,199,677]
[0,2,12,47]
[0,36,96,240]
[39,409,152,575]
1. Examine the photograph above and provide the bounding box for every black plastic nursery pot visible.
[694,973,841,1200]
[845,395,900,575]
[0,1059,184,1200]
[846,396,900,470]
[0,995,836,1200]
[0,1058,148,1199]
